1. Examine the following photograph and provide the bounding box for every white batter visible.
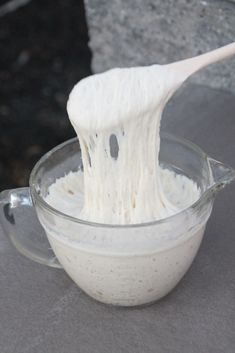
[45,168,200,221]
[66,65,187,224]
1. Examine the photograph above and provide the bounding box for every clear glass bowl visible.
[1,133,234,306]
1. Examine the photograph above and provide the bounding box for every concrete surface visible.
[84,0,235,93]
[0,84,235,353]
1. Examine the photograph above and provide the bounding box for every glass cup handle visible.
[0,187,62,268]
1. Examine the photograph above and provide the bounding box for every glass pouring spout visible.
[207,157,235,193]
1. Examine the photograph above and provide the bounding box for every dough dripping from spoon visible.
[67,65,185,224]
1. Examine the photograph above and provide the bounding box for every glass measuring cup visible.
[0,133,234,306]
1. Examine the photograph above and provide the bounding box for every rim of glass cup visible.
[29,133,213,229]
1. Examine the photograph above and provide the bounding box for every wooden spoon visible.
[166,42,235,81]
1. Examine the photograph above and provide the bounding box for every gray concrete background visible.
[84,0,235,93]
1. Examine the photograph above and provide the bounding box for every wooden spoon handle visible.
[166,42,235,80]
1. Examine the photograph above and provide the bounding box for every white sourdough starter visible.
[66,65,190,224]
[43,65,208,306]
